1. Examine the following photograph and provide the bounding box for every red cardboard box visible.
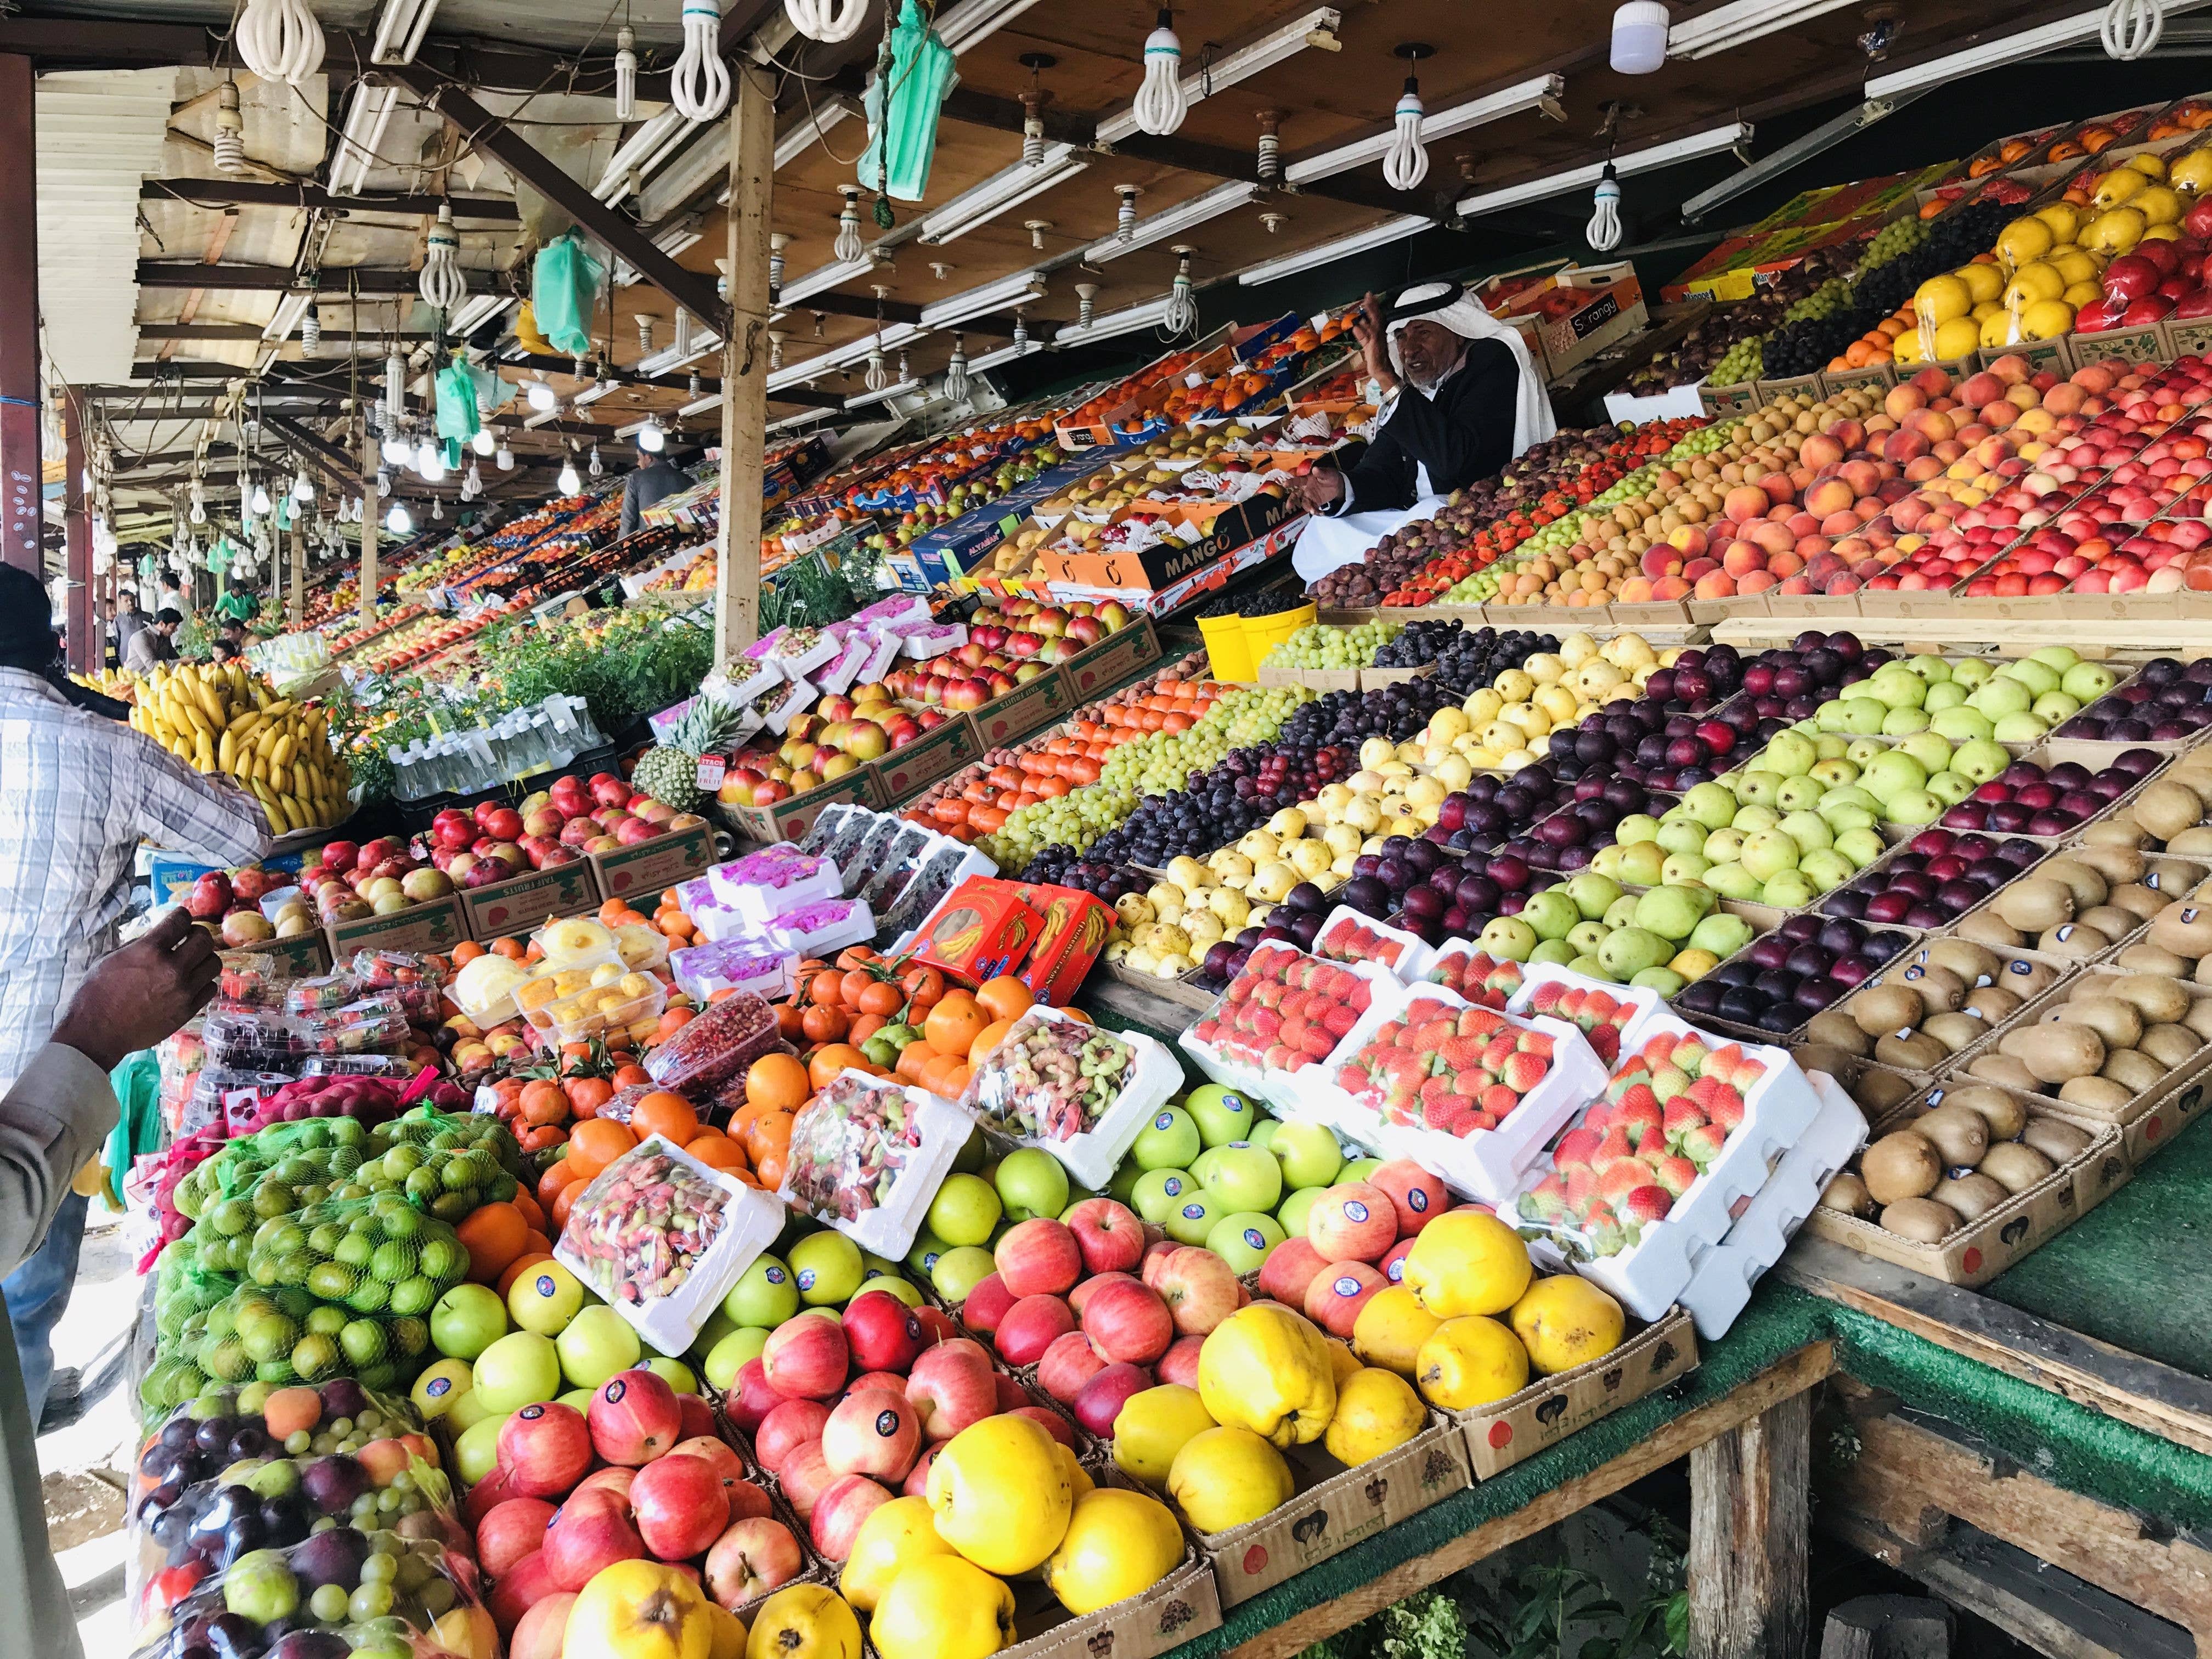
[912,877,1048,986]
[1003,882,1114,1006]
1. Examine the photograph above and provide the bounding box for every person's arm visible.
[1334,424,1417,515]
[619,476,642,540]
[130,727,276,864]
[0,910,217,1276]
[1379,340,1523,494]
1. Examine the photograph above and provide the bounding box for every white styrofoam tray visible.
[1177,952,1395,1122]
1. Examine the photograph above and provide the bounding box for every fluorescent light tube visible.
[1237,215,1431,285]
[933,0,1048,55]
[776,257,882,305]
[1084,180,1257,263]
[916,149,1088,245]
[844,378,922,409]
[1096,7,1340,145]
[1286,73,1564,184]
[1456,121,1751,217]
[1668,0,1860,59]
[768,322,923,391]
[967,339,1041,373]
[598,110,696,206]
[643,127,730,221]
[921,270,1048,329]
[1054,295,1176,345]
[1866,4,2212,98]
[776,99,857,170]
[370,0,440,64]
[332,83,399,196]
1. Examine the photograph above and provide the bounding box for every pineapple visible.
[631,696,743,811]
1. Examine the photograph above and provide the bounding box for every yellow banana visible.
[218,729,238,772]
[270,733,295,771]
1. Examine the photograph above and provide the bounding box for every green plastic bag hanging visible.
[532,232,605,358]
[857,0,954,204]
[103,1050,161,1208]
[434,358,484,447]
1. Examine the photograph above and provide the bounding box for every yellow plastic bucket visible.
[1242,601,1318,672]
[1198,611,1254,681]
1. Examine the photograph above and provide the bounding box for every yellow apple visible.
[1109,1383,1216,1488]
[926,1413,1072,1576]
[869,1555,1016,1659]
[839,1495,955,1613]
[744,1585,861,1659]
[1043,1488,1184,1614]
[566,1560,714,1659]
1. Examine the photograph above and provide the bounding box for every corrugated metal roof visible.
[40,67,180,385]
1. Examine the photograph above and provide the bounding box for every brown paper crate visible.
[588,820,718,907]
[1453,1305,1700,1479]
[1062,616,1164,702]
[460,862,602,941]
[715,767,885,844]
[325,895,465,960]
[873,714,985,804]
[972,665,1075,748]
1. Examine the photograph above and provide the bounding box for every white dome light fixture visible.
[637,415,665,453]
[250,479,273,517]
[1382,44,1433,193]
[292,467,314,500]
[558,449,583,495]
[471,425,496,456]
[1610,1,1669,73]
[1132,7,1187,137]
[386,501,411,534]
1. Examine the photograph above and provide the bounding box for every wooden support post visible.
[289,517,305,628]
[63,394,92,670]
[0,54,37,573]
[1689,1387,1813,1659]
[713,59,773,668]
[359,427,379,633]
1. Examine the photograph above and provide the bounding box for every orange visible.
[895,1040,941,1085]
[496,1251,556,1300]
[551,1179,589,1232]
[848,1012,888,1047]
[976,976,1032,1024]
[511,1190,547,1233]
[566,1076,614,1119]
[633,1091,700,1146]
[518,1124,567,1154]
[536,1159,578,1211]
[840,968,880,1008]
[451,940,486,966]
[802,1004,850,1043]
[743,1110,794,1167]
[455,1202,529,1284]
[809,970,847,1007]
[938,1062,972,1097]
[923,992,989,1057]
[599,897,631,927]
[518,1080,568,1127]
[567,1119,636,1180]
[746,1052,811,1114]
[521,1228,552,1259]
[684,1133,747,1171]
[969,1019,1014,1066]
[656,1007,695,1039]
[754,1149,787,1192]
[917,1052,964,1096]
[775,1003,806,1040]
[808,1043,870,1089]
[612,1063,652,1090]
[1059,1007,1092,1025]
[856,979,904,1018]
[490,937,526,961]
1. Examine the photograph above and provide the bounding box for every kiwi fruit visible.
[2101,1049,2166,1094]
[2138,1024,2202,1066]
[1915,1103,1990,1166]
[1874,1031,1950,1070]
[1963,986,2024,1023]
[1943,1083,2028,1140]
[1967,1052,2049,1093]
[1957,911,2026,949]
[1793,1042,1864,1080]
[2071,845,2147,884]
[1995,956,2059,996]
[1978,1141,2056,1194]
[2037,922,2111,961]
[1850,985,1925,1039]
[2058,1074,2133,1111]
[2166,826,2212,857]
[1925,938,2001,986]
[1849,1068,1917,1114]
[1995,879,2075,932]
[2109,974,2191,1024]
[2082,815,2151,851]
[1897,963,1966,1015]
[1861,1130,1944,1205]
[1921,1013,1989,1055]
[2051,996,2144,1049]
[2040,857,2111,910]
[2117,940,2193,976]
[1806,1010,1872,1057]
[1999,1022,2106,1083]
[1936,1172,2008,1222]
[1818,1172,1874,1217]
[2078,904,2147,941]
[2106,884,2169,923]
[2187,999,2212,1040]
[1881,1197,1962,1242]
[2131,779,2204,842]
[2149,901,2212,962]
[2022,1118,2093,1163]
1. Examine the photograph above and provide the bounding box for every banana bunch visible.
[127,659,351,833]
[72,668,137,702]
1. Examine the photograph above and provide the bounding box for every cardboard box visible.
[1512,262,1649,382]
[149,850,307,906]
[1062,617,1164,703]
[2080,322,2170,365]
[911,876,1048,984]
[1699,381,1762,419]
[1453,1306,1699,1479]
[998,882,1114,1006]
[325,895,466,961]
[971,665,1074,749]
[589,820,718,908]
[1001,1553,1221,1659]
[715,765,884,846]
[263,932,334,976]
[873,713,984,804]
[2127,1070,2210,1166]
[1195,1414,1471,1607]
[1037,492,1303,594]
[460,862,603,942]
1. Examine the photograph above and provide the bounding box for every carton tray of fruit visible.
[1505,964,1670,1067]
[960,1008,1181,1189]
[1180,946,1393,1120]
[1313,905,1432,982]
[778,1070,974,1257]
[1500,1012,1823,1322]
[1299,980,1608,1206]
[1675,1068,1867,1340]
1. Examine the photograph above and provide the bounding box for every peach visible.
[1722,484,1772,523]
[1854,497,1884,523]
[1886,385,1929,421]
[1748,519,1796,556]
[2072,364,2117,395]
[1828,418,1867,450]
[1933,438,1967,462]
[1617,576,1655,602]
[1904,454,1944,482]
[1779,574,1814,594]
[1804,477,1855,517]
[1799,433,1845,469]
[1722,544,1767,578]
[1768,550,1807,578]
[1981,403,2018,432]
[1985,354,2032,386]
[1639,546,1681,578]
[2044,382,2088,415]
[1651,575,1692,599]
[1668,524,1709,556]
[1683,557,1719,579]
[1694,571,1736,598]
[1959,371,2007,407]
[1737,569,1778,593]
[1814,509,1858,537]
[1882,429,1930,464]
[1912,366,1954,397]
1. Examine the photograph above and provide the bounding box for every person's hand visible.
[51,907,219,1073]
[1348,292,1395,391]
[1300,469,1346,511]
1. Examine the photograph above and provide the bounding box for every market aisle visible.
[35,1211,142,1654]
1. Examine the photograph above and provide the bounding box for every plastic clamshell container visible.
[670,939,799,1003]
[1177,952,1396,1121]
[1503,963,1671,1069]
[513,949,633,1032]
[777,1070,973,1258]
[1498,1010,1824,1323]
[1311,905,1431,983]
[1297,978,1608,1205]
[544,973,669,1043]
[713,848,843,923]
[1675,1068,1868,1340]
[963,1007,1182,1189]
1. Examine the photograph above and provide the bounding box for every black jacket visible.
[1333,338,1525,516]
[619,459,695,539]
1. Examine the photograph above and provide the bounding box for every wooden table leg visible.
[1689,1387,1814,1659]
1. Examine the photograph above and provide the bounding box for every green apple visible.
[1131,1167,1197,1224]
[1277,1186,1326,1237]
[471,1331,561,1414]
[430,1284,507,1361]
[723,1253,800,1328]
[690,1306,738,1357]
[995,1148,1070,1222]
[1340,1157,1381,1184]
[409,1357,475,1421]
[1270,1120,1342,1190]
[445,1386,494,1432]
[791,1231,865,1304]
[1245,1121,1279,1152]
[1185,1084,1257,1147]
[1203,1144,1283,1212]
[703,1327,771,1391]
[557,1388,596,1413]
[556,1304,641,1390]
[1132,1105,1202,1169]
[870,1276,925,1307]
[1107,1160,1146,1205]
[930,1245,997,1304]
[952,1125,989,1175]
[905,1228,950,1278]
[507,1261,585,1338]
[453,1412,510,1484]
[1206,1212,1285,1273]
[927,1173,1003,1246]
[644,1356,698,1394]
[1164,1190,1224,1245]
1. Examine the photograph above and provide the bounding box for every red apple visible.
[1035,1329,1108,1404]
[1073,1363,1152,1439]
[905,1338,997,1440]
[960,1273,1017,1335]
[575,1466,637,1506]
[669,1435,752,1507]
[1157,1334,1205,1390]
[726,1358,786,1434]
[901,1444,938,1498]
[1064,1198,1146,1275]
[496,1402,594,1498]
[184,871,232,920]
[777,1439,834,1518]
[630,1453,730,1561]
[1256,1237,1328,1308]
[1068,1271,1138,1319]
[488,1548,560,1635]
[820,1387,921,1481]
[808,1474,892,1563]
[476,1497,558,1578]
[540,1488,648,1593]
[753,1398,831,1473]
[507,1590,577,1659]
[763,1315,849,1401]
[1011,1404,1074,1447]
[994,1294,1076,1367]
[1369,1160,1448,1237]
[994,1218,1083,1299]
[678,1393,715,1443]
[1153,1245,1242,1337]
[841,1289,925,1375]
[319,839,360,873]
[704,1516,803,1610]
[587,1369,684,1467]
[1305,1261,1386,1339]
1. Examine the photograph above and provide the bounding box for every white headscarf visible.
[1384,280,1558,460]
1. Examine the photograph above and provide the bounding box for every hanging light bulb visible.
[1163,245,1198,336]
[347,495,362,522]
[613,24,638,119]
[943,333,970,403]
[1132,8,1187,138]
[768,232,791,296]
[385,349,407,425]
[1019,58,1053,166]
[1013,309,1029,352]
[864,341,889,393]
[558,449,582,495]
[463,460,483,500]
[895,348,910,385]
[496,443,514,470]
[250,479,273,517]
[767,329,786,371]
[431,496,443,521]
[670,0,732,118]
[688,369,702,398]
[215,79,247,173]
[1585,162,1623,253]
[2103,0,2165,58]
[381,431,413,467]
[834,186,865,263]
[1075,281,1099,329]
[419,444,447,483]
[386,501,411,534]
[638,415,665,453]
[636,314,656,356]
[374,467,392,495]
[188,482,206,525]
[301,298,321,355]
[1116,185,1141,242]
[785,0,864,42]
[525,378,558,412]
[1256,110,1282,182]
[471,425,495,456]
[1382,46,1432,193]
[236,0,323,85]
[1609,1,1669,73]
[420,203,467,312]
[292,467,314,500]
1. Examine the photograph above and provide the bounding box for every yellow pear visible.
[1197,1302,1337,1448]
[745,1586,862,1659]
[1401,1210,1533,1318]
[568,1561,714,1659]
[840,1494,955,1613]
[927,1413,1073,1576]
[1111,1383,1217,1487]
[1322,1334,1363,1388]
[1058,1442,1094,1499]
[1166,1426,1296,1533]
[870,1555,1015,1659]
[1350,1285,1442,1377]
[1508,1276,1626,1375]
[1325,1367,1429,1465]
[709,1606,748,1659]
[1044,1488,1186,1614]
[1415,1316,1531,1410]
